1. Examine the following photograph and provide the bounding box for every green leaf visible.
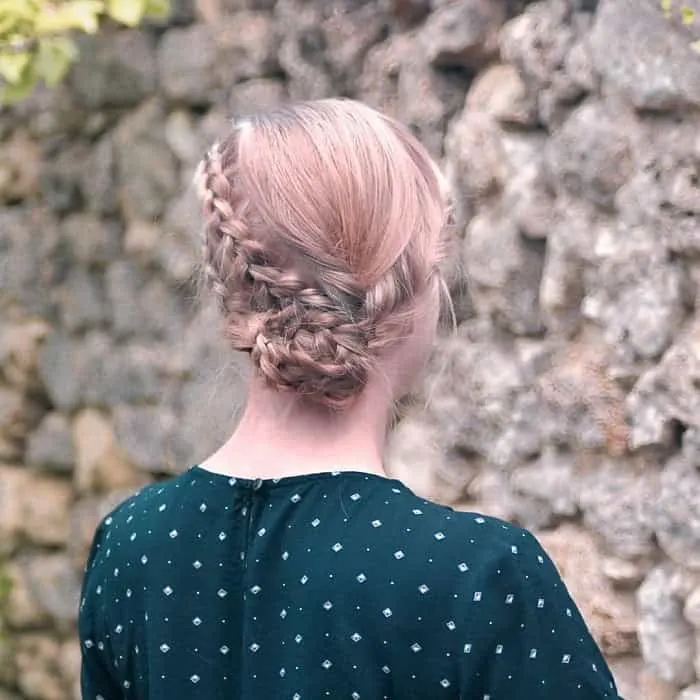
[106,0,146,26]
[0,51,31,84]
[0,62,36,104]
[34,36,78,86]
[35,1,104,35]
[661,0,673,16]
[691,38,700,52]
[680,5,696,23]
[143,0,170,18]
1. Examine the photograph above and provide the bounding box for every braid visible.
[193,102,448,410]
[195,137,391,409]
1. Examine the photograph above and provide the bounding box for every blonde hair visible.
[194,98,451,410]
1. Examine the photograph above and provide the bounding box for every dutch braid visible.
[195,136,409,409]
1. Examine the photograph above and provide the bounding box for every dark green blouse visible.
[79,466,623,699]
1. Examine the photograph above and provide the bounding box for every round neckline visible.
[189,464,404,490]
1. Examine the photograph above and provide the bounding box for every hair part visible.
[194,98,452,410]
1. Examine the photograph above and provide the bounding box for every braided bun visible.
[194,100,450,409]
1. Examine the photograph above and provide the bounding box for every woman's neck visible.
[200,376,393,480]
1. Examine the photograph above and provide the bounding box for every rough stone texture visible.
[638,566,697,687]
[0,467,72,554]
[25,413,74,472]
[680,686,700,700]
[70,32,158,108]
[589,0,700,111]
[1,0,700,697]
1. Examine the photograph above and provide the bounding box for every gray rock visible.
[105,260,190,341]
[579,463,656,559]
[85,344,170,408]
[582,225,685,362]
[275,0,333,100]
[649,458,700,572]
[589,0,700,111]
[114,100,180,220]
[59,213,121,267]
[70,31,157,109]
[113,405,188,473]
[320,1,391,91]
[160,191,202,284]
[544,100,637,210]
[384,0,430,25]
[463,205,545,336]
[38,142,89,214]
[359,34,465,158]
[26,413,74,472]
[507,450,578,529]
[424,331,546,466]
[15,554,82,625]
[37,332,83,412]
[229,78,287,117]
[55,267,109,332]
[420,0,507,69]
[637,565,697,687]
[444,111,509,207]
[159,14,276,106]
[216,12,277,82]
[80,134,118,215]
[0,386,42,461]
[501,0,582,126]
[0,208,63,317]
[626,323,700,449]
[465,63,539,128]
[617,114,700,257]
[158,25,218,106]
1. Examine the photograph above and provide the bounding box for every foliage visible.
[0,0,170,104]
[661,0,700,51]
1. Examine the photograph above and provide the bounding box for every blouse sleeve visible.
[461,528,624,700]
[79,520,123,700]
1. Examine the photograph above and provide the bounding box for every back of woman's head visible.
[194,98,451,410]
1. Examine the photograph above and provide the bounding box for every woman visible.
[79,99,623,699]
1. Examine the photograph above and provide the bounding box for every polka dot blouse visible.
[79,466,624,699]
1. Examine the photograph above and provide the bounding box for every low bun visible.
[194,99,450,410]
[250,305,373,409]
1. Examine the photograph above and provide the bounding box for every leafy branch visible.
[0,0,170,104]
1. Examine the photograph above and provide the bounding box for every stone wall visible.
[1,0,699,698]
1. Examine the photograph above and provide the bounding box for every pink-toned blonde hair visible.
[194,98,452,409]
